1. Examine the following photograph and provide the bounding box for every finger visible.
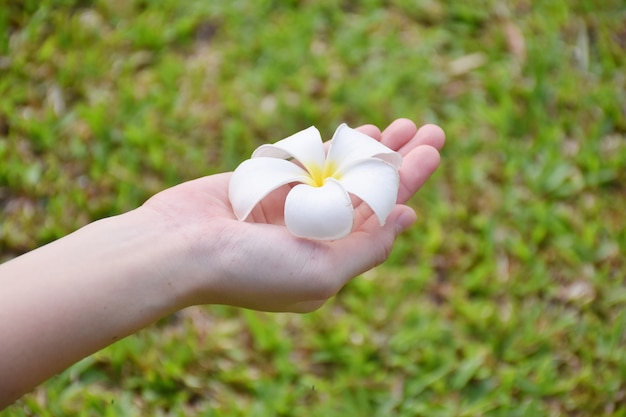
[356,124,382,140]
[329,204,416,285]
[285,298,329,313]
[398,123,446,154]
[397,145,441,204]
[349,144,439,226]
[380,118,418,151]
[349,195,375,231]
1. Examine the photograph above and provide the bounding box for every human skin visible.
[0,119,444,408]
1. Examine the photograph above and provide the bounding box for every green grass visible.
[2,0,625,415]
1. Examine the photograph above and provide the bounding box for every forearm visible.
[0,209,191,407]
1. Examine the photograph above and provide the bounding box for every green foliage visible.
[2,0,625,415]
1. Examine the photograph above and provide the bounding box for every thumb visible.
[391,204,417,235]
[329,205,417,284]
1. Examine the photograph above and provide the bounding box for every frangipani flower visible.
[228,124,402,240]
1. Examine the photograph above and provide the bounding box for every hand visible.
[0,119,443,406]
[141,119,445,312]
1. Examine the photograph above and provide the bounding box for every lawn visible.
[1,0,625,415]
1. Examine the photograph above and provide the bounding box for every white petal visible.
[252,126,326,173]
[328,123,402,170]
[337,159,400,225]
[284,179,354,240]
[229,157,309,220]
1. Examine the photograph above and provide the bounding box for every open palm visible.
[141,120,444,312]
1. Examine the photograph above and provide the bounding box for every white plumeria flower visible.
[228,124,402,240]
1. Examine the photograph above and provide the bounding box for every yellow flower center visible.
[307,161,339,187]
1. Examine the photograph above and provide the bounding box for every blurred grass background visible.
[1,0,625,415]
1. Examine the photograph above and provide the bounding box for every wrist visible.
[127,202,234,310]
[0,207,198,401]
[90,207,196,313]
